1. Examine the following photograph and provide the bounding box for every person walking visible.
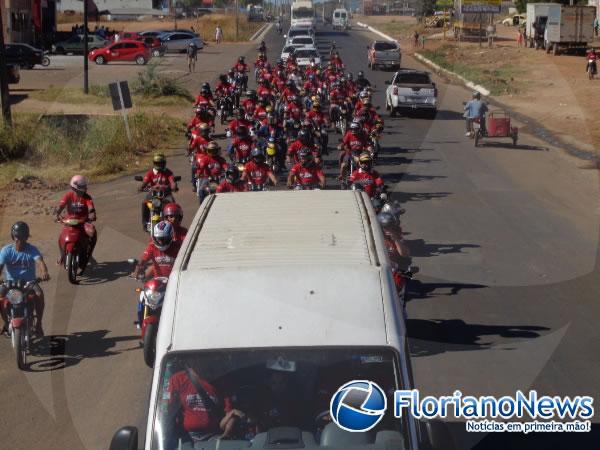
[413,30,419,47]
[215,25,223,44]
[187,42,198,73]
[517,29,524,47]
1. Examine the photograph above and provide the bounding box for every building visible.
[57,0,154,13]
[590,0,600,24]
[1,0,57,46]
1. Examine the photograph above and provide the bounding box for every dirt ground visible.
[357,15,600,155]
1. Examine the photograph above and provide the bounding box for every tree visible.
[417,0,435,16]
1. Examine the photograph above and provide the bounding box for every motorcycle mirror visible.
[127,258,138,265]
[134,175,143,182]
[409,265,420,275]
[174,176,182,182]
[109,426,138,450]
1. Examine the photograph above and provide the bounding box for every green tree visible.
[417,0,436,16]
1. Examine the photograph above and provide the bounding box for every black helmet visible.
[298,130,310,143]
[201,82,210,93]
[11,221,30,240]
[251,147,266,162]
[377,212,397,228]
[219,74,227,83]
[225,166,240,183]
[238,56,245,62]
[236,125,249,138]
[246,89,257,99]
[357,71,364,79]
[298,148,314,167]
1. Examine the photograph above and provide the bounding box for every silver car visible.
[159,31,204,53]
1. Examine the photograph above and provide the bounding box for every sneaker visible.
[465,132,471,137]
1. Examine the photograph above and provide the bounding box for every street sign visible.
[108,81,133,142]
[461,0,501,14]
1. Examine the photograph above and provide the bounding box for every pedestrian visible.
[413,30,419,47]
[594,16,599,37]
[215,24,223,44]
[114,32,120,43]
[420,34,426,49]
[517,29,524,47]
[487,24,495,48]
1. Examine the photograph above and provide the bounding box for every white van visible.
[332,8,350,30]
[110,191,450,450]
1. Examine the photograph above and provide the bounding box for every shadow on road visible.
[432,109,465,121]
[78,259,133,285]
[406,279,486,301]
[407,318,549,356]
[406,238,479,258]
[27,330,139,372]
[393,191,452,203]
[478,142,548,152]
[386,172,447,183]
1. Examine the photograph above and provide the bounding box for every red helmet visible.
[163,203,183,220]
[142,277,168,308]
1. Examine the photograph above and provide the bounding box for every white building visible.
[57,0,154,13]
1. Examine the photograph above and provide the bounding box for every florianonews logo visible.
[330,380,387,432]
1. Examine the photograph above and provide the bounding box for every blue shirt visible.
[464,100,488,119]
[0,243,42,282]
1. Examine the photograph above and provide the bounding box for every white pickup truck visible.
[385,69,437,118]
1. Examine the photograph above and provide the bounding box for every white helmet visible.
[70,175,88,192]
[152,221,174,251]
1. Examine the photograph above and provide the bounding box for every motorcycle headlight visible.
[7,289,24,305]
[144,289,164,309]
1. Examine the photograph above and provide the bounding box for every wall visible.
[57,0,153,13]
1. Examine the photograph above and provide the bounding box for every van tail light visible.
[393,87,398,95]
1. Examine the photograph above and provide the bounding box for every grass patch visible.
[131,61,194,103]
[30,85,110,105]
[419,46,523,96]
[0,112,183,188]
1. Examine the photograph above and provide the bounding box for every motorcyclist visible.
[196,141,228,203]
[586,48,597,76]
[349,152,385,198]
[228,125,255,163]
[464,91,488,137]
[287,130,316,164]
[259,40,267,53]
[216,166,248,193]
[233,56,248,74]
[187,104,215,132]
[339,121,369,179]
[138,153,178,232]
[356,71,372,90]
[330,51,344,69]
[257,79,273,102]
[188,122,211,156]
[242,90,258,116]
[305,100,329,128]
[163,203,187,243]
[55,175,97,275]
[287,148,325,189]
[215,74,234,98]
[194,82,215,107]
[284,95,303,121]
[0,221,50,336]
[242,147,278,188]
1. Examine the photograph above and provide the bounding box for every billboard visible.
[461,0,501,13]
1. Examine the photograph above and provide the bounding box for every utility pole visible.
[83,0,89,94]
[235,0,239,41]
[0,7,12,126]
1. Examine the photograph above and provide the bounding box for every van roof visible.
[165,191,396,352]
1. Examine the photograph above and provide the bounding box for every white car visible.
[385,69,437,118]
[287,35,316,48]
[280,44,298,61]
[294,47,321,67]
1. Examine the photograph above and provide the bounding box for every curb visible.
[356,21,398,43]
[413,53,491,97]
[251,23,273,42]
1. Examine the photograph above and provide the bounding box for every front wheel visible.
[143,322,157,367]
[66,252,78,284]
[136,55,147,65]
[13,327,26,370]
[41,56,50,67]
[94,55,105,65]
[474,130,481,147]
[152,49,161,58]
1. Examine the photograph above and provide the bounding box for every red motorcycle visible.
[135,275,168,367]
[57,218,93,284]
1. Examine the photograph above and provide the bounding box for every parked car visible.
[138,36,166,57]
[52,34,107,54]
[385,69,437,118]
[4,43,46,69]
[288,35,316,48]
[139,30,167,38]
[368,40,401,71]
[113,31,142,41]
[88,40,151,65]
[502,14,526,26]
[294,47,321,67]
[159,31,204,53]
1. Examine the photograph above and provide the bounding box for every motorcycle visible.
[57,217,93,284]
[216,95,233,125]
[196,176,220,205]
[134,176,181,237]
[315,124,329,156]
[0,279,43,370]
[265,139,281,173]
[587,59,597,80]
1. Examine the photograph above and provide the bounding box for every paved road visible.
[0,24,598,449]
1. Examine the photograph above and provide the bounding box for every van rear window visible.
[374,42,398,51]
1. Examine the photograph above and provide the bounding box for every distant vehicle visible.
[367,40,401,71]
[52,34,107,54]
[291,0,315,29]
[113,31,142,41]
[88,40,151,65]
[280,45,297,61]
[385,69,437,118]
[159,31,204,53]
[294,46,321,67]
[138,36,166,57]
[288,35,316,48]
[332,8,350,30]
[284,26,314,41]
[248,4,264,22]
[4,43,47,69]
[501,14,526,26]
[139,30,167,38]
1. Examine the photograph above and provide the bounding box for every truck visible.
[291,0,315,29]
[247,4,264,22]
[453,0,496,39]
[526,3,596,54]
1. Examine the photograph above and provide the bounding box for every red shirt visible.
[196,155,228,178]
[232,138,254,161]
[189,135,209,154]
[244,161,272,185]
[216,180,248,193]
[290,163,324,187]
[349,169,384,198]
[257,86,271,98]
[194,93,214,106]
[242,99,257,114]
[285,102,302,120]
[306,110,326,127]
[142,168,175,189]
[233,62,247,73]
[173,225,188,243]
[58,191,95,221]
[139,241,181,277]
[167,371,232,433]
[228,118,253,136]
[342,132,368,153]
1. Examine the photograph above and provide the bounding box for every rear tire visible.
[474,130,481,147]
[143,323,157,367]
[94,55,105,65]
[152,49,161,58]
[136,55,147,65]
[66,252,78,284]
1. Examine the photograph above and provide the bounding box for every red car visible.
[88,40,150,65]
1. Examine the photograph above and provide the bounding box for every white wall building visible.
[57,0,153,13]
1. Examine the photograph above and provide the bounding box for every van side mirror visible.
[110,426,138,450]
[134,175,143,181]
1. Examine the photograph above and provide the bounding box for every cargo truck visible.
[453,0,496,39]
[526,3,596,54]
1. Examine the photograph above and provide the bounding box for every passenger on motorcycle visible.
[188,104,215,132]
[305,101,329,128]
[339,122,369,180]
[188,122,211,157]
[0,222,50,336]
[227,108,253,138]
[216,166,248,193]
[349,152,384,198]
[356,71,372,90]
[287,130,316,164]
[215,74,234,98]
[257,79,273,101]
[281,80,299,101]
[163,203,187,243]
[464,91,488,137]
[194,82,215,108]
[196,141,228,203]
[303,74,321,96]
[285,95,303,121]
[55,175,98,274]
[228,125,255,163]
[139,153,178,231]
[287,148,325,190]
[242,90,258,115]
[233,56,248,74]
[242,148,278,189]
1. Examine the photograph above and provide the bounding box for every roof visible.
[185,191,376,270]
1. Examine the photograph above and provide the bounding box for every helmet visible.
[219,74,227,83]
[206,141,220,155]
[347,73,354,80]
[201,82,210,93]
[238,56,245,62]
[199,122,210,135]
[227,69,235,77]
[363,98,372,106]
[163,203,183,220]
[143,278,167,308]
[312,101,320,109]
[286,80,295,87]
[266,139,277,157]
[289,95,297,103]
[357,71,364,79]
[152,221,173,251]
[244,112,254,121]
[350,121,360,131]
[70,175,88,193]
[358,152,372,168]
[225,166,240,183]
[153,153,166,168]
[377,212,397,229]
[10,221,29,240]
[298,130,310,143]
[246,89,257,98]
[251,147,266,162]
[236,125,249,139]
[473,91,481,99]
[265,105,273,113]
[298,148,314,166]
